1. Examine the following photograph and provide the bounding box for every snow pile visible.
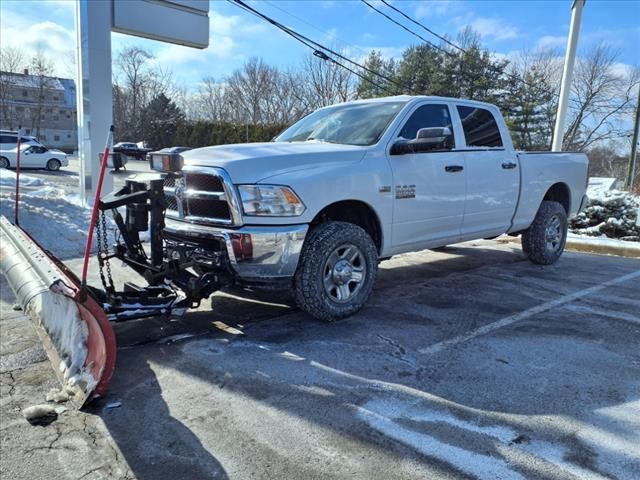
[0,168,45,187]
[570,189,640,242]
[0,178,109,259]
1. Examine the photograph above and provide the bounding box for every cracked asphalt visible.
[1,239,639,479]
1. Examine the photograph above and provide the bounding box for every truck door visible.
[455,105,520,239]
[388,103,466,249]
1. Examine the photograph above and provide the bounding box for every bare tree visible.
[112,46,178,140]
[114,46,153,138]
[299,52,354,110]
[29,50,56,137]
[196,77,231,122]
[0,46,26,127]
[564,42,640,151]
[0,46,25,72]
[226,57,282,124]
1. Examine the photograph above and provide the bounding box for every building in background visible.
[0,70,77,152]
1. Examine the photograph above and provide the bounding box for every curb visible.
[565,237,640,258]
[497,236,640,259]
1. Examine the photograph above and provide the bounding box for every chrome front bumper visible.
[164,218,308,279]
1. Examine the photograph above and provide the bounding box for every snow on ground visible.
[567,232,640,252]
[0,168,46,187]
[0,174,106,260]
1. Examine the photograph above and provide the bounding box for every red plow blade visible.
[0,215,116,408]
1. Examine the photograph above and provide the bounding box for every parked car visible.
[155,95,588,321]
[0,144,69,171]
[113,142,152,160]
[0,130,44,150]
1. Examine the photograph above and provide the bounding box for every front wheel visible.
[46,159,61,171]
[0,157,9,169]
[294,221,378,322]
[521,201,568,265]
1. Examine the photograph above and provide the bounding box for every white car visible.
[0,130,43,150]
[0,144,69,171]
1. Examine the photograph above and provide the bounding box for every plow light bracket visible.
[149,153,184,173]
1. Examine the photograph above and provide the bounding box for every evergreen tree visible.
[140,93,185,148]
[356,51,397,98]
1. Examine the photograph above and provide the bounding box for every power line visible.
[262,0,371,58]
[360,0,451,57]
[380,0,464,53]
[361,0,560,100]
[229,0,411,93]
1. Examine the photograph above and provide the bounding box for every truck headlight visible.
[238,185,306,216]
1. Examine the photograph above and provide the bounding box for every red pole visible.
[14,127,22,226]
[80,125,114,290]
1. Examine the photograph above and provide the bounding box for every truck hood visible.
[181,142,368,183]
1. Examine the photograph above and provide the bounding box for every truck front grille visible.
[163,166,239,226]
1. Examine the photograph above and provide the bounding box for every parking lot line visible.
[418,269,640,355]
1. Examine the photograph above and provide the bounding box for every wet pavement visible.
[1,240,639,479]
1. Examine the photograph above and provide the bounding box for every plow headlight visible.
[149,153,183,173]
[238,185,306,216]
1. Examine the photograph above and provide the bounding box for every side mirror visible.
[391,127,453,155]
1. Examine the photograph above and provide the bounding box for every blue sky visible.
[1,0,638,90]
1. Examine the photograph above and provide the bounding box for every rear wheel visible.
[0,157,9,169]
[294,221,378,322]
[46,158,61,171]
[521,201,567,265]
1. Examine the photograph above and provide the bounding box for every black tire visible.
[46,158,61,171]
[0,157,9,169]
[521,201,568,265]
[294,221,378,322]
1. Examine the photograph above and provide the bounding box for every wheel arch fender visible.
[310,199,384,254]
[542,182,571,215]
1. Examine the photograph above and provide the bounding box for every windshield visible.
[275,101,406,146]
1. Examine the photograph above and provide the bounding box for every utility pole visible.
[552,0,586,152]
[626,84,640,189]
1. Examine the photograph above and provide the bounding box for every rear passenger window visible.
[0,135,17,144]
[456,106,503,148]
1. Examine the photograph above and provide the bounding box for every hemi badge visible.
[379,186,391,193]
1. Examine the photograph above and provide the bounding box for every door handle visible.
[445,165,464,173]
[502,162,517,169]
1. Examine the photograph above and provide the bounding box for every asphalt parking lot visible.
[1,239,639,480]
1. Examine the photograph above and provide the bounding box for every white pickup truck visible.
[159,95,588,321]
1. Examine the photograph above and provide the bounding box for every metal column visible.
[75,0,113,204]
[552,0,586,152]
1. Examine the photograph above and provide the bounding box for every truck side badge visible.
[395,185,416,199]
[378,186,391,193]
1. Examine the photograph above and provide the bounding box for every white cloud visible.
[415,0,459,18]
[0,9,75,76]
[536,35,567,51]
[348,46,405,64]
[611,62,638,81]
[464,17,520,41]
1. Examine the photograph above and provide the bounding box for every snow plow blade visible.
[0,215,116,408]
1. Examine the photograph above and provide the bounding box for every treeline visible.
[109,28,637,156]
[173,121,286,148]
[355,28,638,152]
[3,30,636,159]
